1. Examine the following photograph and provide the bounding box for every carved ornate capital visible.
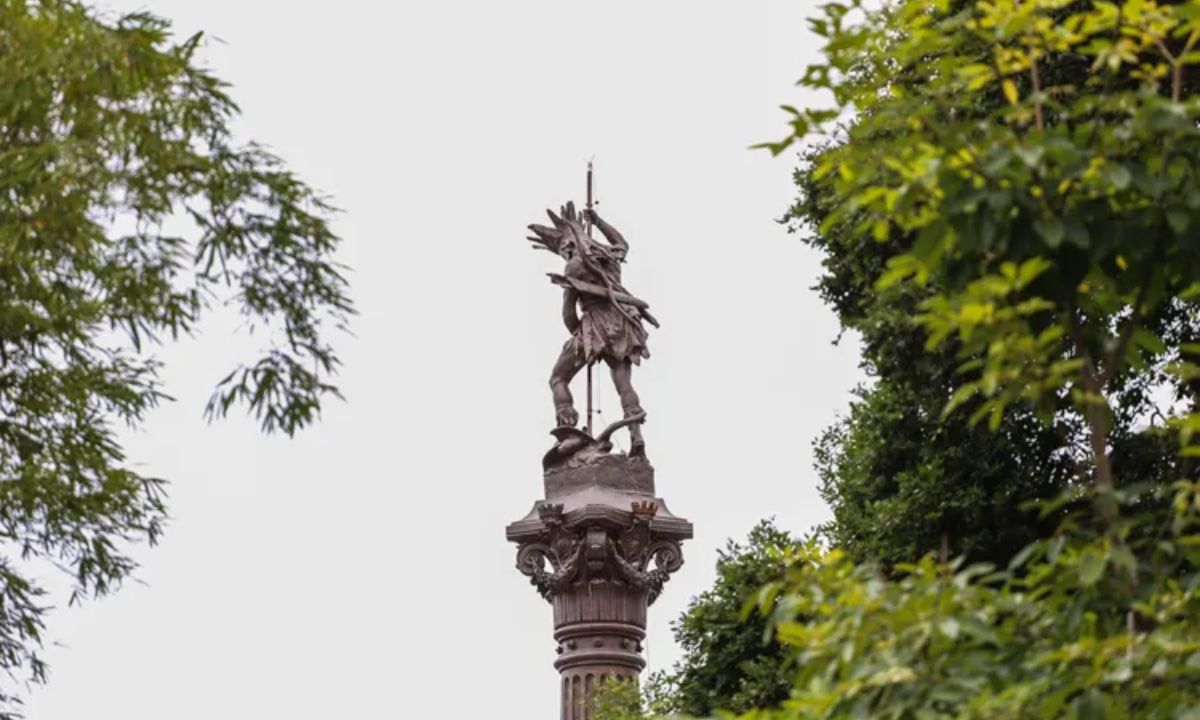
[515,501,686,605]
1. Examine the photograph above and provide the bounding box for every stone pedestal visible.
[507,454,692,720]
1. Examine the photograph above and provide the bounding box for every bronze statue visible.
[527,201,659,460]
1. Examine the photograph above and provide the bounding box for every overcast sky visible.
[24,2,862,717]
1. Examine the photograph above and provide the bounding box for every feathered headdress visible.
[527,201,591,259]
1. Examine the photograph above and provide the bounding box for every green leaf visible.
[1003,79,1019,104]
[1079,552,1107,585]
[943,384,980,418]
[1131,328,1167,356]
[1103,163,1132,191]
[1168,209,1191,233]
[988,401,1006,431]
[1110,543,1137,576]
[1017,257,1053,287]
[1015,145,1044,167]
[1034,218,1065,247]
[877,255,921,290]
[938,617,961,640]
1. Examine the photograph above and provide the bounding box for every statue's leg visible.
[550,344,586,427]
[607,358,646,456]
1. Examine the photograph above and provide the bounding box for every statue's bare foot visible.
[630,439,646,459]
[555,405,579,428]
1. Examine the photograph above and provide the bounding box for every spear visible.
[585,160,595,437]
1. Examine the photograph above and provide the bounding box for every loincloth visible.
[564,303,649,365]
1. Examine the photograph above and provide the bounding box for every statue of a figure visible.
[528,202,659,458]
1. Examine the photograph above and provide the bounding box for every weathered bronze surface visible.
[528,203,658,462]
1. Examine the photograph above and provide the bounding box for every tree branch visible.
[1099,260,1156,388]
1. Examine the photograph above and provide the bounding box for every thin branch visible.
[1153,38,1182,103]
[1066,310,1100,388]
[1067,308,1117,523]
[1099,257,1156,388]
[1030,54,1045,131]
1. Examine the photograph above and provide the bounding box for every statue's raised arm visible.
[586,209,628,259]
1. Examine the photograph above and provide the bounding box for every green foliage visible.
[794,132,1082,569]
[742,483,1200,719]
[646,521,802,718]
[786,0,1200,569]
[0,1,351,713]
[723,1,1200,718]
[813,377,1072,569]
[784,0,1200,466]
[592,678,656,720]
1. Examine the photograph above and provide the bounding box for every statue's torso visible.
[564,253,622,289]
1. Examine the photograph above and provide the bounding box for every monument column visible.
[508,195,691,719]
[507,456,691,720]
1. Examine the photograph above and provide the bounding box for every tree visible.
[747,528,1200,720]
[792,133,1078,568]
[643,521,801,718]
[785,0,1200,568]
[812,373,1074,569]
[591,678,651,720]
[0,1,352,713]
[775,0,1200,489]
[781,0,1200,533]
[732,0,1200,717]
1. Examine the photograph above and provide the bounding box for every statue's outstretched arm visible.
[588,210,628,256]
[561,289,580,333]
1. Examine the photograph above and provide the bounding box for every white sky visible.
[23,2,862,718]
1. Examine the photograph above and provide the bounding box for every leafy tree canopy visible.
[777,0,1200,467]
[793,126,1079,568]
[0,1,351,712]
[787,0,1200,568]
[733,0,1200,716]
[643,521,802,718]
[812,371,1074,569]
